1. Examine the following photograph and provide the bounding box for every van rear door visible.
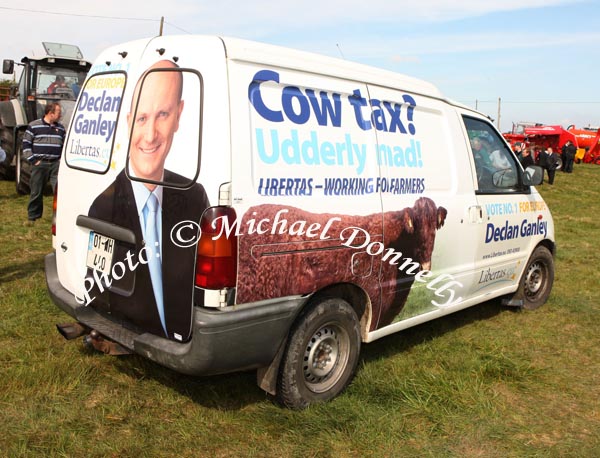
[55,36,231,342]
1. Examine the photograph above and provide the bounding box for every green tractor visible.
[0,42,91,193]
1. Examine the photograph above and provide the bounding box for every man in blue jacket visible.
[22,102,65,222]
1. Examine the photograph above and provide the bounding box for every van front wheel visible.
[516,245,554,310]
[276,298,360,409]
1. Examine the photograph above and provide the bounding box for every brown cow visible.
[377,197,447,327]
[233,197,446,331]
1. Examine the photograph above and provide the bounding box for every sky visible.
[0,0,598,132]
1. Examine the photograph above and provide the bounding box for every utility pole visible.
[159,16,164,36]
[497,97,501,130]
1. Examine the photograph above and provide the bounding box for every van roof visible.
[96,35,447,101]
[220,36,444,99]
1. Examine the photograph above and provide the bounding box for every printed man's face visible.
[128,69,184,183]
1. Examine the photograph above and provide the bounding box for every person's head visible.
[56,75,65,85]
[127,60,184,188]
[522,148,531,156]
[547,147,553,153]
[514,142,522,152]
[471,137,482,152]
[44,102,62,123]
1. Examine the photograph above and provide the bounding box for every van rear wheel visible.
[276,298,360,409]
[516,245,554,310]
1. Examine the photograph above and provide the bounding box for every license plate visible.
[86,232,115,274]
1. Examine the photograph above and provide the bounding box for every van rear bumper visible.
[45,252,304,376]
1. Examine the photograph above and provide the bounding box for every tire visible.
[515,246,554,310]
[554,157,563,171]
[15,134,30,195]
[276,298,361,409]
[0,126,15,180]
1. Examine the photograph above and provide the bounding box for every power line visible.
[164,21,192,34]
[0,6,158,22]
[0,6,193,34]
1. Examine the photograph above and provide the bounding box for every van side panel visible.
[227,61,384,329]
[368,85,479,328]
[226,60,484,332]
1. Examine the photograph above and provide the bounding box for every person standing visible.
[519,147,535,168]
[23,102,65,223]
[539,147,559,185]
[562,140,576,173]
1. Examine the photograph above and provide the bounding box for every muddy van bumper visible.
[45,253,304,376]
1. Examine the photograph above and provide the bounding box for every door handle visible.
[468,205,483,223]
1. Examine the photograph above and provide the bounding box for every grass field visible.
[1,166,599,457]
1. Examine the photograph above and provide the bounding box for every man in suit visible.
[88,60,209,341]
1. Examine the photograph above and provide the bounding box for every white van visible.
[46,35,554,408]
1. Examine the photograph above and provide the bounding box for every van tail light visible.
[52,183,58,236]
[195,206,238,289]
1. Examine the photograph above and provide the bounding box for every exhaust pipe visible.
[56,322,89,340]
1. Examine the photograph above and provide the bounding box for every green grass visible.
[1,166,600,457]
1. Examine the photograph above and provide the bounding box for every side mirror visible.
[2,59,14,75]
[523,165,544,186]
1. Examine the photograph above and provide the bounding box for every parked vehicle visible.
[504,121,600,165]
[0,42,91,192]
[568,125,600,164]
[46,35,554,408]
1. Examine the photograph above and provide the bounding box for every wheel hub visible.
[525,261,544,296]
[303,326,341,385]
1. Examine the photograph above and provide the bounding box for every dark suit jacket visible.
[88,169,209,341]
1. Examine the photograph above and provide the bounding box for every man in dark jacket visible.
[23,102,65,222]
[539,147,560,185]
[561,140,577,173]
[519,147,535,169]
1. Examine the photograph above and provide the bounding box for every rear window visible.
[125,67,203,189]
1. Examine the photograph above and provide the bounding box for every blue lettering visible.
[384,101,406,134]
[248,70,284,122]
[255,128,279,164]
[348,89,372,130]
[371,99,387,131]
[305,89,342,127]
[282,86,310,124]
[248,70,418,135]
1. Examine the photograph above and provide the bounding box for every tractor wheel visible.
[0,126,15,180]
[15,139,30,195]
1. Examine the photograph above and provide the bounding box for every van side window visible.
[463,116,520,193]
[64,71,126,174]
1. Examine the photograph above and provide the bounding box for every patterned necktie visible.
[143,193,167,336]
